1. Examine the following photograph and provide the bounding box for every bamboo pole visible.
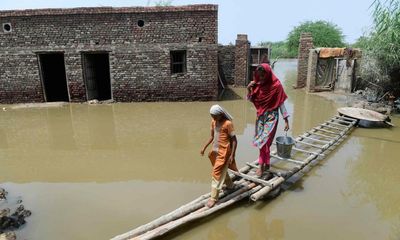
[112,162,258,240]
[228,170,272,186]
[132,182,261,240]
[249,176,285,201]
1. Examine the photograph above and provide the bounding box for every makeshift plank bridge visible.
[112,115,357,240]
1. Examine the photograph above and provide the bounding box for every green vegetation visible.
[353,0,400,95]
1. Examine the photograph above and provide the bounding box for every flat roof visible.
[0,4,217,17]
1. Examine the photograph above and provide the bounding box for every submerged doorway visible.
[38,53,70,102]
[82,53,112,101]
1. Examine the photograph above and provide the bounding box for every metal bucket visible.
[276,133,295,158]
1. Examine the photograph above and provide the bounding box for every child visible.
[200,104,238,208]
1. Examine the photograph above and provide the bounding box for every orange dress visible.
[209,119,238,181]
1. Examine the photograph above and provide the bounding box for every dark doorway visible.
[38,53,69,102]
[82,53,112,101]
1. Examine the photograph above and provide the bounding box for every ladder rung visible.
[295,140,326,149]
[300,135,331,144]
[326,121,348,128]
[309,131,338,140]
[321,124,343,131]
[331,118,353,125]
[335,115,357,123]
[271,154,305,165]
[313,127,338,135]
[292,146,326,157]
[228,170,272,186]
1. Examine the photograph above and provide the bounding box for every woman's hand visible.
[247,81,256,89]
[229,155,235,164]
[200,149,205,156]
[284,118,290,131]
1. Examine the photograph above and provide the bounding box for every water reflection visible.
[346,118,400,230]
[46,106,77,150]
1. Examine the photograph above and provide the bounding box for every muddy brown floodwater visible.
[0,59,399,240]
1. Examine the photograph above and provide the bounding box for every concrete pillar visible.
[296,32,314,88]
[234,34,250,86]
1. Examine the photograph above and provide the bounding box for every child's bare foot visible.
[206,198,216,208]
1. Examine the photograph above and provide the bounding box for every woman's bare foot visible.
[256,167,263,177]
[206,198,217,208]
[256,164,265,177]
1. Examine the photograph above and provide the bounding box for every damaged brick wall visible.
[234,34,250,86]
[218,45,235,85]
[296,32,314,88]
[0,5,218,103]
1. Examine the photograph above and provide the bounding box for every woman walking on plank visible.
[201,105,238,208]
[247,64,290,177]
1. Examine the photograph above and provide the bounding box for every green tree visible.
[286,20,345,57]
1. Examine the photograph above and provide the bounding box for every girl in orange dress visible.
[201,105,238,208]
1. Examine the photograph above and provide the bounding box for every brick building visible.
[0,5,219,103]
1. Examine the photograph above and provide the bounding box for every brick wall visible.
[218,45,235,85]
[296,32,313,88]
[234,34,250,87]
[0,5,218,103]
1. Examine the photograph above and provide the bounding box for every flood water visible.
[1,59,399,240]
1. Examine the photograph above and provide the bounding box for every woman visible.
[247,64,290,177]
[200,105,238,208]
